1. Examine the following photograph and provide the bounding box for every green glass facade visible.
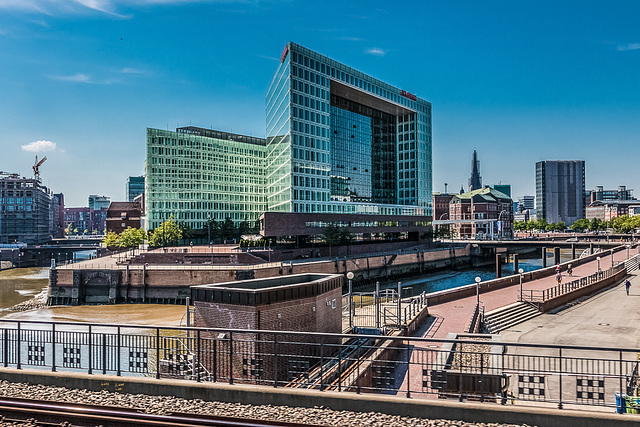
[266,42,433,217]
[145,127,266,231]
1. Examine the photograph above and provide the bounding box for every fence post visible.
[155,329,160,379]
[51,323,56,372]
[117,326,121,376]
[620,350,624,404]
[406,340,411,398]
[558,347,563,409]
[3,328,8,368]
[229,331,234,385]
[88,324,92,374]
[273,334,278,388]
[102,333,107,374]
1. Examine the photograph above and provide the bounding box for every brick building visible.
[449,187,513,239]
[106,201,142,234]
[191,273,343,384]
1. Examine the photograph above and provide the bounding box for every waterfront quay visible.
[1,244,639,425]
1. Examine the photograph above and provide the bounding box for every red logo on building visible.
[280,45,289,63]
[400,90,417,101]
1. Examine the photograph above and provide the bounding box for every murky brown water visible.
[0,267,48,310]
[0,267,185,326]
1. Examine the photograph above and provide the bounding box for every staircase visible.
[483,302,541,334]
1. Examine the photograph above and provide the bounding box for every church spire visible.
[468,150,482,191]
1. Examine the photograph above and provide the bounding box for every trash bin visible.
[616,393,627,414]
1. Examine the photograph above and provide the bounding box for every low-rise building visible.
[449,187,513,239]
[106,201,142,234]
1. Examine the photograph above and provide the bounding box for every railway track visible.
[0,397,322,427]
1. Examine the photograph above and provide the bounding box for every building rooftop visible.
[453,186,512,203]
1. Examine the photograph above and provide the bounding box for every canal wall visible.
[422,245,629,307]
[48,245,491,306]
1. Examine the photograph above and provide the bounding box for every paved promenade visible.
[420,248,632,340]
[401,247,636,394]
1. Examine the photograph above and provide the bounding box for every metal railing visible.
[520,263,625,304]
[1,319,639,413]
[343,289,428,330]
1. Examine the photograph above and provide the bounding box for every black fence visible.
[1,320,639,413]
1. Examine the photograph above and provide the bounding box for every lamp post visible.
[207,214,211,246]
[475,276,482,306]
[597,256,601,272]
[518,268,524,302]
[611,249,614,268]
[346,272,354,329]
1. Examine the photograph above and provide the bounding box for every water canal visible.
[0,249,573,323]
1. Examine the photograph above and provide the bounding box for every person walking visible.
[625,279,631,295]
[556,271,562,285]
[567,264,573,277]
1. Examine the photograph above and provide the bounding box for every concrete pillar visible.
[554,247,561,266]
[513,253,519,275]
[496,254,502,278]
[589,242,594,255]
[542,247,547,268]
[572,244,576,260]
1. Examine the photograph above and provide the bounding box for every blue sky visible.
[1,0,639,207]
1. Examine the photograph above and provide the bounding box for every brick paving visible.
[400,247,637,395]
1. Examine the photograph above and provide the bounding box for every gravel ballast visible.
[0,380,536,427]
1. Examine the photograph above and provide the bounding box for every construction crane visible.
[33,155,47,181]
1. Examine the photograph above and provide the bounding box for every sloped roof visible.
[452,186,512,203]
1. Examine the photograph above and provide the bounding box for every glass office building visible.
[126,176,145,202]
[266,42,433,217]
[145,127,266,231]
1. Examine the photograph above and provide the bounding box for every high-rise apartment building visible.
[126,176,145,202]
[0,172,54,244]
[145,127,266,231]
[535,161,585,225]
[266,42,432,217]
[517,195,535,212]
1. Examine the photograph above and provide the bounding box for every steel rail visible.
[0,397,323,427]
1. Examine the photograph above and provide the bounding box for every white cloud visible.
[0,0,237,16]
[616,43,640,51]
[120,67,145,74]
[365,47,386,56]
[48,73,94,83]
[21,140,57,152]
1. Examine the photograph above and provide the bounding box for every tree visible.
[220,218,236,241]
[570,218,589,232]
[321,223,342,257]
[103,231,119,248]
[589,218,603,232]
[178,222,194,240]
[148,216,183,247]
[117,227,146,248]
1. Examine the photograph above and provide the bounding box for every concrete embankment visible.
[48,244,504,306]
[0,368,637,427]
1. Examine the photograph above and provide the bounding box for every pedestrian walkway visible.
[399,247,636,394]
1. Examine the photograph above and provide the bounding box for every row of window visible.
[0,197,33,204]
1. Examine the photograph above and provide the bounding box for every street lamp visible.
[611,249,614,268]
[518,268,524,302]
[346,272,354,329]
[475,276,482,306]
[597,256,601,272]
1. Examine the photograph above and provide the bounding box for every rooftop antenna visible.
[33,155,47,182]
